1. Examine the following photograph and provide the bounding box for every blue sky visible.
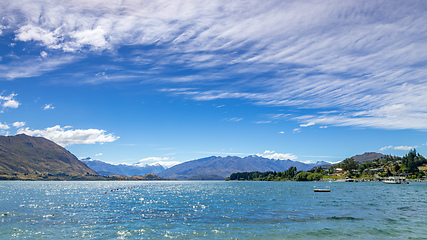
[1,0,427,167]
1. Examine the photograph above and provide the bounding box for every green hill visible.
[0,134,101,180]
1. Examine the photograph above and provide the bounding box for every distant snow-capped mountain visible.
[157,155,332,180]
[80,158,166,176]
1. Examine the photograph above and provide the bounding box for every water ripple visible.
[1,181,426,239]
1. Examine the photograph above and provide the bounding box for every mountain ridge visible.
[351,152,386,163]
[0,134,387,181]
[157,155,329,180]
[0,134,100,180]
[81,157,166,176]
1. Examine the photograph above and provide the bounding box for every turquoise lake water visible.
[0,181,426,239]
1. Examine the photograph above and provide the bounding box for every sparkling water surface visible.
[1,181,426,239]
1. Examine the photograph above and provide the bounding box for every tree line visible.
[227,166,323,181]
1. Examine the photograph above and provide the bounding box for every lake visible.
[1,181,426,239]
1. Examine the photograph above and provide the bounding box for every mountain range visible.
[80,158,166,176]
[0,134,386,181]
[155,152,386,180]
[82,155,332,180]
[157,155,331,180]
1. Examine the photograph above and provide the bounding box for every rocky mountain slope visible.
[0,134,100,180]
[351,152,385,163]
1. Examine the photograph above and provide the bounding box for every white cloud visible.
[0,122,10,130]
[17,125,119,146]
[153,161,181,168]
[379,145,393,151]
[380,145,417,151]
[43,104,55,110]
[138,156,179,168]
[3,99,20,108]
[300,122,315,127]
[16,25,59,46]
[293,128,301,133]
[0,93,20,109]
[138,156,172,163]
[197,151,247,156]
[0,130,10,135]
[70,26,109,50]
[256,150,297,161]
[12,121,26,128]
[269,114,290,120]
[40,51,48,58]
[95,153,103,156]
[394,146,417,151]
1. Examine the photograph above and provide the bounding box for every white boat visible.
[314,186,330,192]
[382,176,409,184]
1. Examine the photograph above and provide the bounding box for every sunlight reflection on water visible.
[0,181,426,239]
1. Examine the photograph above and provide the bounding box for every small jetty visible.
[314,186,330,192]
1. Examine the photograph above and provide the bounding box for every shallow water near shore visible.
[1,181,426,239]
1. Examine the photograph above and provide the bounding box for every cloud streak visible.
[0,55,77,80]
[1,0,427,130]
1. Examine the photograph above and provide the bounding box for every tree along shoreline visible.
[0,173,167,181]
[226,167,323,181]
[226,149,427,182]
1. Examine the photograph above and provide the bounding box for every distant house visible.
[366,168,384,172]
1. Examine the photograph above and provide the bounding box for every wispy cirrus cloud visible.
[223,117,243,122]
[300,122,315,128]
[0,55,77,80]
[295,102,427,130]
[255,120,271,124]
[1,0,427,131]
